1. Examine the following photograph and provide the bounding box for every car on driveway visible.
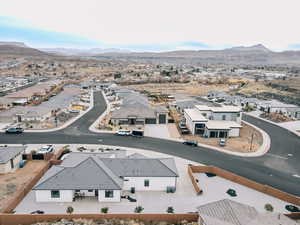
[5,127,24,134]
[37,145,54,154]
[115,130,131,136]
[219,138,226,147]
[183,140,198,146]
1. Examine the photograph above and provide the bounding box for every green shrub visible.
[166,206,174,213]
[134,206,144,213]
[285,205,300,212]
[226,188,237,197]
[264,203,274,212]
[66,206,74,214]
[101,207,109,213]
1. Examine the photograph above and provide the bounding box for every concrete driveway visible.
[144,124,170,139]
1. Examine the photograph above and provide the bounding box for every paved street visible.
[0,91,299,196]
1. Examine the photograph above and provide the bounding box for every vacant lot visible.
[0,160,47,212]
[125,82,230,96]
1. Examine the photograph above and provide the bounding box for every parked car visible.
[30,210,44,214]
[115,130,131,136]
[131,130,144,137]
[183,140,198,146]
[219,138,226,147]
[5,127,24,134]
[37,145,54,154]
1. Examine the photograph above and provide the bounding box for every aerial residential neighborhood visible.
[0,0,299,225]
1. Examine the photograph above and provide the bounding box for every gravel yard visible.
[0,160,48,212]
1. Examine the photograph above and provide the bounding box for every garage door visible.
[145,118,157,124]
[159,114,166,124]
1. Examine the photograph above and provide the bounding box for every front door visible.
[95,190,99,197]
[159,114,166,124]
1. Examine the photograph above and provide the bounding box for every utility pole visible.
[250,132,254,151]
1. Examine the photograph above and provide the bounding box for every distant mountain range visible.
[39,47,131,55]
[1,41,300,66]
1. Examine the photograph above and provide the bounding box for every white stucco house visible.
[184,105,242,138]
[0,146,26,173]
[33,152,178,203]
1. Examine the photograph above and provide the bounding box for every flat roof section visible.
[184,108,208,122]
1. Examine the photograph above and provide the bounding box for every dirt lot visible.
[125,82,230,96]
[0,161,48,212]
[174,122,263,153]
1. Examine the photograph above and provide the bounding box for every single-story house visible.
[197,199,297,225]
[33,152,178,203]
[184,105,242,138]
[0,146,26,173]
[111,92,169,125]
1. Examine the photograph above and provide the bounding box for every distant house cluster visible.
[207,90,300,120]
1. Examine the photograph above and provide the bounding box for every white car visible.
[38,145,54,154]
[115,130,131,136]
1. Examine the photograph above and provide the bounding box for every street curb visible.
[10,90,94,133]
[244,112,300,137]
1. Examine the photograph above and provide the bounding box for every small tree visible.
[264,203,274,212]
[66,206,74,214]
[134,206,144,213]
[166,206,174,213]
[101,207,109,213]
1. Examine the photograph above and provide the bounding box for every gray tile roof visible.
[0,146,26,164]
[197,199,258,225]
[34,157,123,190]
[61,151,126,167]
[100,158,179,177]
[34,153,178,190]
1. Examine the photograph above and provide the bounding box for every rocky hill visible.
[94,44,300,66]
[0,44,51,57]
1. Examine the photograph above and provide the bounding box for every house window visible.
[51,190,60,198]
[237,112,240,117]
[75,190,80,192]
[202,113,207,117]
[105,190,114,198]
[222,115,226,120]
[144,179,150,187]
[88,189,93,192]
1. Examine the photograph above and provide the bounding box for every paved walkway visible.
[144,124,170,139]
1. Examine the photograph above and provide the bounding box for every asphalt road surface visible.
[1,91,299,196]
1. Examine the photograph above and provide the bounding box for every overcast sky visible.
[0,0,300,51]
